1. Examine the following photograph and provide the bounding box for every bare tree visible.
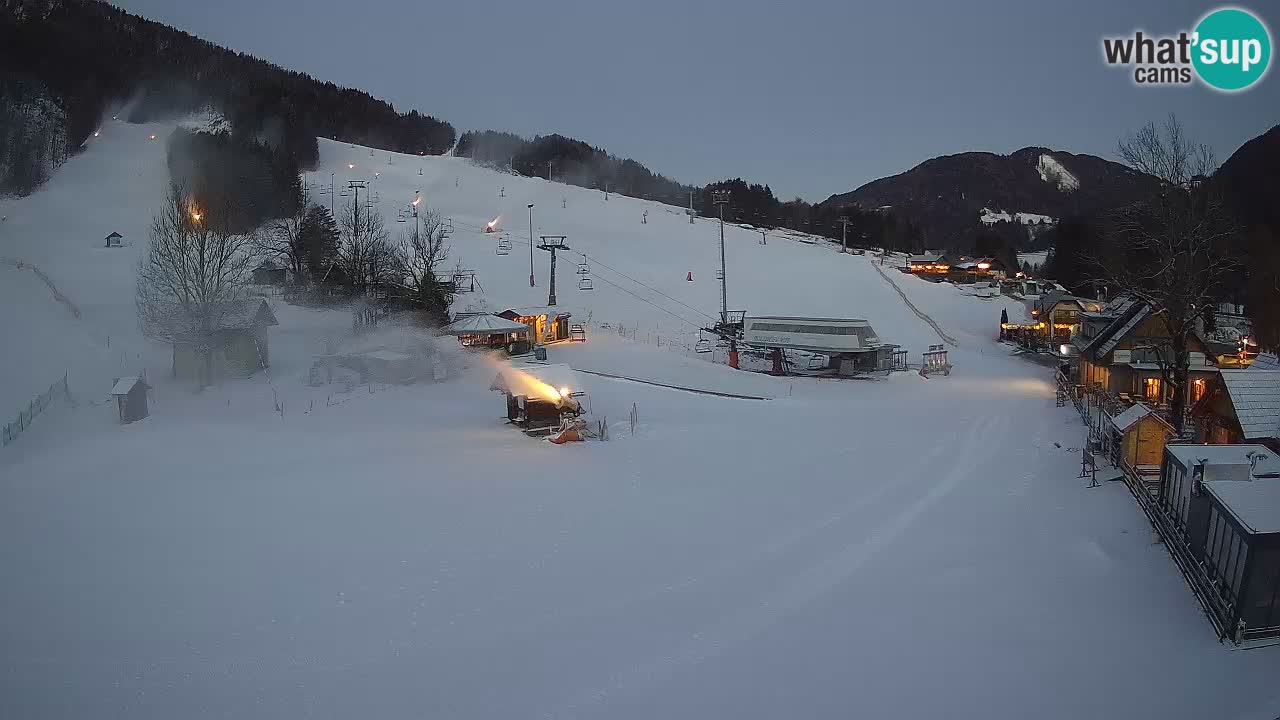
[399,209,451,300]
[336,195,395,296]
[136,183,260,385]
[1093,115,1240,434]
[259,187,309,284]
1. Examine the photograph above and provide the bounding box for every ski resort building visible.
[439,313,532,354]
[741,316,898,376]
[497,307,573,344]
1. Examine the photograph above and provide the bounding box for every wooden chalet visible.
[1192,367,1280,451]
[1073,297,1217,410]
[906,253,950,277]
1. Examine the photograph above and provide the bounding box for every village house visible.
[1073,297,1217,409]
[950,257,1014,283]
[104,231,123,248]
[906,253,950,278]
[1033,291,1104,349]
[1193,367,1280,451]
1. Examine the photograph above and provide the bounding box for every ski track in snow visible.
[549,413,1001,717]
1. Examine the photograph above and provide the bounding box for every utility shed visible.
[1108,403,1176,487]
[111,376,150,423]
[166,299,279,385]
[1200,479,1280,642]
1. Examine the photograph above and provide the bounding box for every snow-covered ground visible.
[980,207,1057,226]
[2,121,1278,719]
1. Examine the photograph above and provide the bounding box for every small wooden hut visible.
[111,376,150,423]
[1108,403,1176,491]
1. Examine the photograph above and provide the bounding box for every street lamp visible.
[527,203,536,287]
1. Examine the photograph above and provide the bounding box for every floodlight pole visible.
[527,203,535,287]
[712,190,731,323]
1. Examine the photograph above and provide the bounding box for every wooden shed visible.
[1108,403,1176,490]
[111,376,149,423]
[104,231,123,248]
[166,299,279,386]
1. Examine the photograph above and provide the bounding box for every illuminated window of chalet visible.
[1192,378,1207,402]
[1144,377,1162,402]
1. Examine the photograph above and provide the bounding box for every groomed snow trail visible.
[870,260,958,346]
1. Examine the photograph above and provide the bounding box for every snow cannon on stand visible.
[490,362,588,438]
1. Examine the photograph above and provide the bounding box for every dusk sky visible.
[112,0,1277,201]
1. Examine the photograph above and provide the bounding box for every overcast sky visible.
[112,0,1277,201]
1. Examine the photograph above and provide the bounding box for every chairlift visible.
[694,338,712,353]
[397,216,407,223]
[715,269,725,280]
[807,354,827,370]
[578,277,593,291]
[496,243,509,255]
[576,259,590,274]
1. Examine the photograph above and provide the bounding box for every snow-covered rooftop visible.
[1164,443,1280,476]
[1108,403,1171,432]
[1219,369,1280,439]
[110,376,145,395]
[1204,480,1280,534]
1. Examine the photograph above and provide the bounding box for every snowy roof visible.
[111,376,147,395]
[1250,353,1280,371]
[1164,443,1280,475]
[491,362,582,398]
[439,314,530,335]
[1082,301,1150,359]
[160,299,278,341]
[1108,403,1173,433]
[1219,369,1280,439]
[908,254,942,263]
[104,231,122,239]
[1203,480,1280,535]
[499,306,572,319]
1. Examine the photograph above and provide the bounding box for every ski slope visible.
[2,121,1279,720]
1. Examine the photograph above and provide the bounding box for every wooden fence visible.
[2,373,70,447]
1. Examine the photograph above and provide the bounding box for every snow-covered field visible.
[2,120,1278,719]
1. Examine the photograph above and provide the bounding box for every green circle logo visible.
[1192,8,1271,91]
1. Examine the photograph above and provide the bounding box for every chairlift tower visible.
[537,235,569,306]
[839,215,850,253]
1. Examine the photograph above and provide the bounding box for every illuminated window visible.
[1144,378,1162,402]
[1192,378,1207,402]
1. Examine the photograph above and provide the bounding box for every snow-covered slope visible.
[2,122,1278,720]
[1037,153,1080,192]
